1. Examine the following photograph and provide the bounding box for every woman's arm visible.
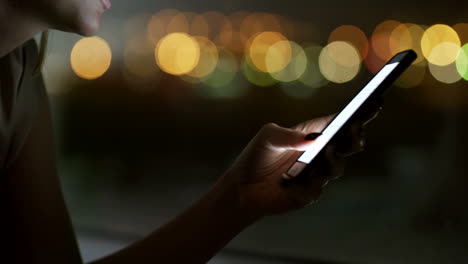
[91,178,258,264]
[91,116,365,264]
[6,80,378,263]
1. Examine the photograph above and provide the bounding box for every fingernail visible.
[305,133,321,140]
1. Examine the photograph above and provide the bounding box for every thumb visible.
[260,123,320,151]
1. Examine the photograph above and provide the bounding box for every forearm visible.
[90,179,260,264]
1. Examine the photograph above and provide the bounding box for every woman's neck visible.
[0,2,46,57]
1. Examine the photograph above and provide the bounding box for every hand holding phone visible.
[284,50,417,180]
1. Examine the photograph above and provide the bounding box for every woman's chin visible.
[75,20,101,36]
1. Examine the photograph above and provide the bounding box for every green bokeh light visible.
[456,44,468,81]
[242,59,278,87]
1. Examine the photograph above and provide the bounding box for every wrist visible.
[211,172,263,225]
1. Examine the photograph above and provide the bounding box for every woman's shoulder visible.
[0,38,47,170]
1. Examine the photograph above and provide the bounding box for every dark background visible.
[43,1,468,263]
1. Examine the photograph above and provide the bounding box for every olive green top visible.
[0,39,43,170]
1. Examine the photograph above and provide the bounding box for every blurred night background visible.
[40,0,468,263]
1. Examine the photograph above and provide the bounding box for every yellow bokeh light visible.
[421,24,461,66]
[247,31,290,73]
[155,33,200,76]
[265,40,294,73]
[429,61,462,84]
[326,40,361,67]
[329,25,368,61]
[391,23,425,64]
[429,42,461,67]
[70,36,112,80]
[187,37,219,78]
[319,41,361,83]
[269,41,307,82]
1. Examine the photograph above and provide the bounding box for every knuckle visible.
[262,122,278,131]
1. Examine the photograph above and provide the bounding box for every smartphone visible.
[284,49,417,180]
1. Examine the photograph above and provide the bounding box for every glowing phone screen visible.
[297,62,399,164]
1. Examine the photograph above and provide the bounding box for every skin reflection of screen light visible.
[70,36,112,80]
[319,41,361,83]
[155,33,200,76]
[421,24,461,66]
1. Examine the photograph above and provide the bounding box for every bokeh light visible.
[147,9,180,45]
[155,33,200,75]
[190,14,210,37]
[429,61,462,84]
[371,20,401,61]
[429,42,461,67]
[269,41,307,82]
[421,24,461,66]
[394,61,427,88]
[201,48,238,88]
[319,41,361,83]
[247,31,291,73]
[167,12,190,34]
[240,13,282,44]
[456,44,468,81]
[243,58,278,87]
[328,25,368,61]
[124,36,159,78]
[390,23,425,64]
[299,45,329,89]
[187,37,219,78]
[201,48,246,98]
[214,13,239,53]
[265,40,294,74]
[70,36,112,80]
